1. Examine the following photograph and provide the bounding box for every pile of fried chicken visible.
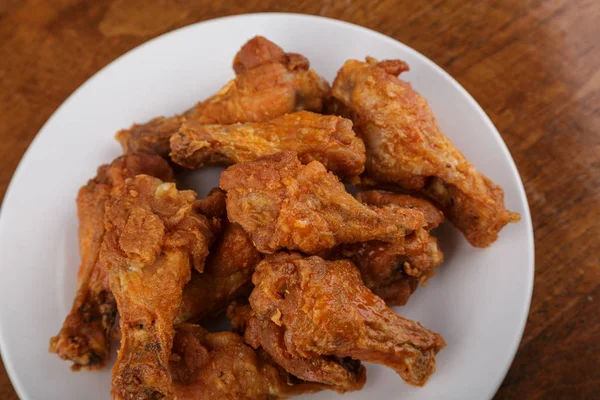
[48,36,520,399]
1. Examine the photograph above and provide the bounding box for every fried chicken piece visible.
[227,304,366,393]
[116,37,330,158]
[176,188,261,323]
[249,253,446,386]
[192,187,227,218]
[101,175,215,399]
[220,152,426,254]
[336,190,445,306]
[116,117,184,159]
[331,57,520,247]
[357,190,444,230]
[176,221,262,323]
[171,323,329,399]
[232,35,309,74]
[339,228,444,306]
[49,153,173,371]
[170,111,365,179]
[227,301,254,333]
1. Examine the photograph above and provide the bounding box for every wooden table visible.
[1,1,598,399]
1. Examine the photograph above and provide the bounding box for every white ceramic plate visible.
[0,13,534,400]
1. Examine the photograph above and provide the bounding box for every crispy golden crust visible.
[183,62,329,124]
[116,37,330,158]
[220,152,426,254]
[339,229,444,306]
[170,111,365,179]
[171,324,329,399]
[177,188,261,323]
[115,117,184,159]
[192,187,227,219]
[49,153,173,371]
[331,58,519,247]
[249,253,445,386]
[227,301,254,334]
[233,35,287,74]
[232,35,309,74]
[357,190,445,229]
[176,221,262,324]
[345,190,445,306]
[227,304,366,393]
[101,175,214,399]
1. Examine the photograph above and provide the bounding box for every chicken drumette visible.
[173,188,262,324]
[100,175,215,399]
[357,190,445,229]
[170,111,365,179]
[331,57,519,247]
[170,323,330,399]
[49,153,173,370]
[116,36,330,158]
[177,222,262,323]
[248,253,445,386]
[227,303,366,393]
[220,151,426,254]
[338,190,445,306]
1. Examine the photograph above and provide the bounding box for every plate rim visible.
[0,12,535,400]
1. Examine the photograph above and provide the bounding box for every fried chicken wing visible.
[170,111,365,179]
[192,187,227,218]
[101,175,215,399]
[116,37,330,158]
[220,152,426,254]
[340,228,443,306]
[249,253,445,386]
[116,117,184,159]
[171,323,329,399]
[331,57,519,247]
[49,153,173,371]
[176,221,262,323]
[337,190,445,306]
[227,304,366,393]
[176,188,261,323]
[357,190,444,230]
[232,35,308,74]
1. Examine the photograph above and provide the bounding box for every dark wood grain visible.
[0,1,598,399]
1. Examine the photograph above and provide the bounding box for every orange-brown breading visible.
[339,190,445,306]
[101,175,215,400]
[115,117,184,159]
[249,253,445,386]
[339,229,443,306]
[357,190,444,229]
[176,188,261,323]
[232,35,309,75]
[220,152,426,254]
[176,222,262,323]
[170,324,329,399]
[116,37,330,158]
[49,153,173,371]
[227,304,366,393]
[170,111,365,179]
[192,187,227,218]
[331,58,519,247]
